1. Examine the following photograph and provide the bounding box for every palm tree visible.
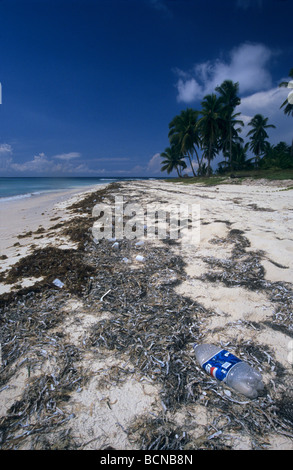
[160,146,187,177]
[247,114,276,167]
[220,112,245,170]
[261,141,292,169]
[279,68,293,156]
[168,108,201,177]
[216,80,243,171]
[198,94,225,176]
[232,142,251,171]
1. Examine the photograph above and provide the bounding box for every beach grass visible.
[166,168,293,186]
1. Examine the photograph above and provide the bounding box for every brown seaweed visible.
[0,181,293,450]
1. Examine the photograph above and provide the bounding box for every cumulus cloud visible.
[175,42,274,103]
[0,147,133,176]
[113,153,164,177]
[174,43,292,147]
[238,86,292,144]
[147,152,162,173]
[10,153,56,173]
[0,143,13,155]
[0,149,95,175]
[89,157,130,163]
[0,144,13,171]
[133,153,164,175]
[53,152,81,161]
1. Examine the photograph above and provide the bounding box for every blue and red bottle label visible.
[202,349,242,382]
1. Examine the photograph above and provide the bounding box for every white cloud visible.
[0,144,13,171]
[238,86,292,145]
[0,143,13,155]
[53,152,81,160]
[173,42,293,145]
[147,152,162,173]
[134,152,165,175]
[112,153,165,177]
[89,157,130,163]
[10,153,55,173]
[176,78,203,104]
[175,42,274,103]
[0,148,133,176]
[2,150,95,175]
[173,42,292,147]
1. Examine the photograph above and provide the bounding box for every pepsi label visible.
[202,349,242,382]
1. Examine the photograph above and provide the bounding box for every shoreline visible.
[0,179,293,450]
[0,184,109,291]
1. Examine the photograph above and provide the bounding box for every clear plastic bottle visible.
[194,343,264,399]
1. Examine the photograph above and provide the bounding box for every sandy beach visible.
[0,185,109,293]
[0,178,293,450]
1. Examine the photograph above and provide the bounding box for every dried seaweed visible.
[128,416,191,450]
[201,228,293,334]
[1,181,293,450]
[1,246,96,296]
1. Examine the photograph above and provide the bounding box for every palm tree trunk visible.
[199,152,205,174]
[229,124,233,172]
[187,153,197,177]
[193,146,201,175]
[207,143,212,177]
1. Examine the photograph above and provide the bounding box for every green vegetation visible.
[166,168,293,186]
[161,69,293,178]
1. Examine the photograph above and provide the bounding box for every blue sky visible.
[0,0,292,177]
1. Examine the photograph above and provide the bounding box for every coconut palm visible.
[198,94,225,176]
[160,146,187,177]
[261,142,292,169]
[216,80,243,170]
[232,141,251,171]
[168,108,201,177]
[247,114,276,167]
[220,112,245,170]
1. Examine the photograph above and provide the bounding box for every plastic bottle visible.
[194,343,264,399]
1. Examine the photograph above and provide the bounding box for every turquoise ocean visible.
[0,177,160,202]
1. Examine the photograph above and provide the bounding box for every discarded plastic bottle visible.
[194,343,264,399]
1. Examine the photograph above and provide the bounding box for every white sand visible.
[130,179,293,367]
[1,178,293,450]
[0,185,107,293]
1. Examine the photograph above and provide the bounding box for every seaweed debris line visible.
[1,179,293,450]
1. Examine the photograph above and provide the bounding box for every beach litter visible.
[52,279,65,289]
[0,181,293,450]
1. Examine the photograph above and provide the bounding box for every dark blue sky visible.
[0,0,292,176]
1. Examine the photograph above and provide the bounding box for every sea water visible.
[0,177,157,202]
